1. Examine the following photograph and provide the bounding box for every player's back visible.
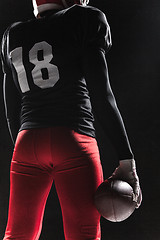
[3,4,109,137]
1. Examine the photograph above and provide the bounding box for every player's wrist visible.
[119,159,136,171]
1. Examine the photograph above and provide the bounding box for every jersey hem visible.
[19,123,96,139]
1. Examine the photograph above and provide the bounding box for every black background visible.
[0,0,160,239]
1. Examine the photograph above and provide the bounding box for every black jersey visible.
[1,5,111,138]
[1,5,133,160]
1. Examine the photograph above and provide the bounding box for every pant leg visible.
[3,130,53,240]
[52,128,103,240]
[4,127,104,240]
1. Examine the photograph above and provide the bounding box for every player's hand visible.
[109,159,142,208]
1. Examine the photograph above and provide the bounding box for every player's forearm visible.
[93,95,134,160]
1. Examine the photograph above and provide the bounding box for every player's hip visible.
[12,127,100,173]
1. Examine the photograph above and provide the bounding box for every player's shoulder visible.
[2,21,26,42]
[66,4,104,15]
[2,18,39,46]
[4,17,39,35]
[83,5,106,19]
[84,5,107,26]
[5,21,23,33]
[64,4,106,23]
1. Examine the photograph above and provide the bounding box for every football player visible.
[1,0,142,239]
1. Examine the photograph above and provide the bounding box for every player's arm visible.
[82,9,133,161]
[82,8,141,207]
[82,49,133,160]
[3,72,21,144]
[1,29,21,145]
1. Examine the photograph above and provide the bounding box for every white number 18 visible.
[10,41,59,93]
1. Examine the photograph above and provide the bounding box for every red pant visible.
[3,127,103,240]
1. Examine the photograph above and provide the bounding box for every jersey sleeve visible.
[81,9,133,161]
[84,7,112,53]
[1,27,10,73]
[1,27,21,144]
